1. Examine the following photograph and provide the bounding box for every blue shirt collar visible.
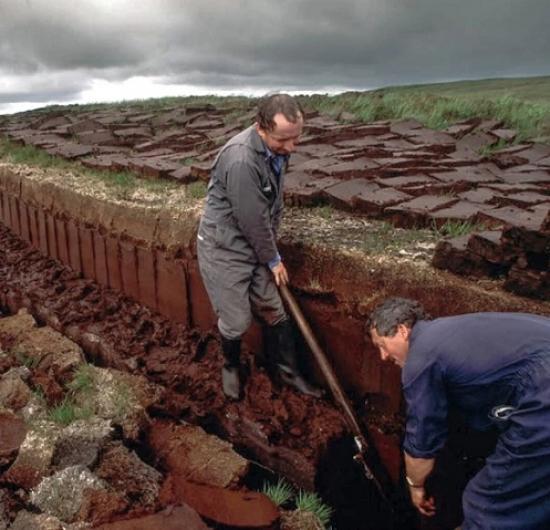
[264,146,289,177]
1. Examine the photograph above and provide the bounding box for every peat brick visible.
[432,235,498,277]
[284,173,340,206]
[386,195,459,228]
[355,188,413,216]
[323,179,380,210]
[170,166,196,183]
[504,264,549,301]
[429,201,491,228]
[467,230,511,264]
[498,170,550,185]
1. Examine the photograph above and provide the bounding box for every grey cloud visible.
[158,0,550,89]
[0,0,549,110]
[0,87,82,104]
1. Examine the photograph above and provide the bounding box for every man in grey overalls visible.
[197,94,320,400]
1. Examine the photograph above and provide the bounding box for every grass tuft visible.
[47,397,93,426]
[478,137,509,157]
[295,490,333,527]
[433,219,486,238]
[312,205,334,220]
[262,478,295,507]
[67,364,95,394]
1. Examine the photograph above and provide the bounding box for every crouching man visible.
[368,297,550,529]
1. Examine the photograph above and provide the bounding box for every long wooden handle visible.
[279,284,364,438]
[280,284,394,508]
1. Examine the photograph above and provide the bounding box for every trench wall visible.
[2,165,549,416]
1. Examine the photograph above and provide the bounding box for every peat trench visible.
[0,222,439,530]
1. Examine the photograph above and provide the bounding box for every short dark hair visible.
[367,297,431,337]
[256,93,303,131]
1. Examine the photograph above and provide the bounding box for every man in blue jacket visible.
[368,297,550,529]
[197,94,319,400]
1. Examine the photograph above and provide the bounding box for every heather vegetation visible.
[301,90,550,143]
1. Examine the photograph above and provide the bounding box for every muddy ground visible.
[0,103,548,529]
[2,222,404,530]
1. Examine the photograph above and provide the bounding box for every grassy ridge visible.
[384,75,550,104]
[35,95,252,115]
[2,76,550,143]
[299,90,550,143]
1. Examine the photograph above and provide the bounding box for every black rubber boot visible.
[221,336,242,400]
[266,319,322,398]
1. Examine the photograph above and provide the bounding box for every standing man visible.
[368,297,550,529]
[197,94,320,400]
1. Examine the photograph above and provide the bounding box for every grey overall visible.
[197,125,287,339]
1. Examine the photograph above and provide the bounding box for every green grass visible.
[385,75,550,104]
[34,95,252,115]
[66,364,95,394]
[434,219,486,238]
[0,136,180,195]
[299,91,550,143]
[223,107,255,127]
[0,139,72,170]
[262,478,295,507]
[111,379,133,421]
[47,397,93,425]
[44,364,98,425]
[478,138,510,157]
[357,221,437,253]
[186,180,208,199]
[32,386,47,405]
[312,205,334,220]
[295,490,333,527]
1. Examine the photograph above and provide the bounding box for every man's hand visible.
[404,452,436,517]
[271,262,289,286]
[409,486,436,517]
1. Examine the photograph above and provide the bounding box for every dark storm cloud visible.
[1,0,549,111]
[0,1,152,73]
[160,0,550,88]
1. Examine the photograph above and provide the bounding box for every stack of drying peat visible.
[1,104,549,299]
[0,103,249,183]
[433,204,549,300]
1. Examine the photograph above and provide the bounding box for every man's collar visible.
[250,126,267,154]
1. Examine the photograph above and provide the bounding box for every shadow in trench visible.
[316,435,419,530]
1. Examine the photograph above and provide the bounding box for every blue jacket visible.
[402,312,550,458]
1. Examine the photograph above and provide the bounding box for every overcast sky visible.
[1,0,549,114]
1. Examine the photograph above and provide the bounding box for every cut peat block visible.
[505,263,550,301]
[386,195,459,228]
[323,179,380,210]
[284,173,340,207]
[432,235,502,278]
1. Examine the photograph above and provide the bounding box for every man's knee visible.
[252,295,287,326]
[218,312,252,340]
[263,309,287,327]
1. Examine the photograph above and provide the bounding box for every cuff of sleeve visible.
[403,441,439,459]
[268,253,281,270]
